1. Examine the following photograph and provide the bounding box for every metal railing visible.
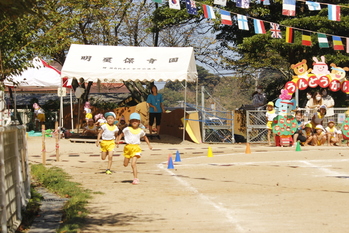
[246,108,348,143]
[201,110,235,143]
[0,126,31,232]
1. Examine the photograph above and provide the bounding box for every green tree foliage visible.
[160,65,220,107]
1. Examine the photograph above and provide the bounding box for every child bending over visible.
[83,118,98,136]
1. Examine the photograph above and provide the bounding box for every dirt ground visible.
[27,135,349,233]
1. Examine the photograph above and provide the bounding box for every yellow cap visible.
[267,101,274,106]
[305,123,312,128]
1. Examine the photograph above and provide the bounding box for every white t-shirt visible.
[84,107,91,114]
[325,126,341,135]
[123,127,146,145]
[322,96,334,116]
[266,110,277,121]
[101,124,119,140]
[34,108,44,115]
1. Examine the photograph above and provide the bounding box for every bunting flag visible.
[185,0,197,15]
[333,36,344,50]
[253,19,266,34]
[214,0,227,6]
[282,0,296,16]
[347,38,349,53]
[285,27,294,43]
[302,31,312,46]
[169,0,181,10]
[263,0,270,5]
[236,0,250,9]
[306,1,321,11]
[328,5,340,21]
[317,33,329,48]
[152,0,162,3]
[237,15,249,30]
[220,10,232,25]
[203,5,216,19]
[270,23,282,38]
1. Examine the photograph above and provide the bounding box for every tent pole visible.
[182,80,187,142]
[60,95,63,128]
[70,89,73,132]
[14,88,17,123]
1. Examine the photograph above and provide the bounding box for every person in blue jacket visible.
[146,85,165,136]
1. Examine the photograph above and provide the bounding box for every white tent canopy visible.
[4,57,62,88]
[61,44,198,82]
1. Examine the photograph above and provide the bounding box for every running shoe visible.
[132,178,139,185]
[106,169,112,175]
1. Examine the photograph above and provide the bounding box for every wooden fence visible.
[0,126,31,232]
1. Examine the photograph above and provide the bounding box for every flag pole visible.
[182,80,187,142]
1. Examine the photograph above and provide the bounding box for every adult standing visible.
[252,86,267,109]
[306,91,323,111]
[147,85,165,136]
[321,89,335,117]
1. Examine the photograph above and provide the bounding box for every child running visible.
[96,112,119,174]
[116,113,152,185]
[325,120,342,146]
[266,101,277,146]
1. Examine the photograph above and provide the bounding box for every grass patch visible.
[30,164,92,233]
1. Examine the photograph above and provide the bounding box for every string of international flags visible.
[152,0,349,52]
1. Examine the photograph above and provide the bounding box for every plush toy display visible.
[272,90,298,146]
[285,55,349,94]
[329,63,349,82]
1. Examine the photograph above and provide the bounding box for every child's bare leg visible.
[332,137,338,146]
[321,136,327,145]
[327,133,331,145]
[107,151,113,170]
[312,137,318,146]
[131,157,138,179]
[267,129,271,146]
[293,133,298,146]
[124,157,130,167]
[338,135,342,146]
[101,151,107,160]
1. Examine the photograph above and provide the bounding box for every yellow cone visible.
[207,146,213,157]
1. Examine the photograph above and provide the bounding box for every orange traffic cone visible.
[245,143,251,154]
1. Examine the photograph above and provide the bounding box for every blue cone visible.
[175,150,181,162]
[167,156,174,169]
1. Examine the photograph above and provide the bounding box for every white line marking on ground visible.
[157,163,245,233]
[171,158,349,168]
[300,160,348,177]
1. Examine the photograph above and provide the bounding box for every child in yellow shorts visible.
[96,112,119,174]
[116,113,152,185]
[266,101,277,146]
